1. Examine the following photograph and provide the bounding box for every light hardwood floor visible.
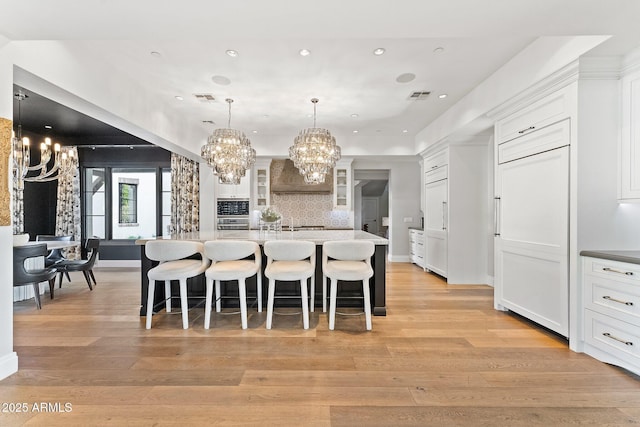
[2,263,640,426]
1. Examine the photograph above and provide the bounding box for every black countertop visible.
[580,250,640,265]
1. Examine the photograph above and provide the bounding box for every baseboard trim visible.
[0,352,18,381]
[96,260,141,268]
[389,255,411,263]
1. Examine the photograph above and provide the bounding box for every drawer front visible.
[585,257,640,284]
[425,165,448,184]
[498,119,569,164]
[424,150,448,171]
[496,86,572,144]
[584,309,640,365]
[584,275,640,323]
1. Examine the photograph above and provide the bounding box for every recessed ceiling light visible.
[438,94,448,99]
[212,75,231,86]
[150,51,162,58]
[175,96,184,101]
[396,73,416,83]
[263,115,269,119]
[350,113,359,118]
[402,129,408,133]
[373,48,386,56]
[353,130,359,134]
[252,130,258,134]
[433,47,444,54]
[299,49,311,56]
[44,125,52,129]
[226,49,238,57]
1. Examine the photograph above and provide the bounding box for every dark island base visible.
[139,244,387,317]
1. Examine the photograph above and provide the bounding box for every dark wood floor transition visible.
[2,263,640,426]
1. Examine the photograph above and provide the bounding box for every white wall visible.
[353,158,421,262]
[0,45,18,380]
[577,74,640,251]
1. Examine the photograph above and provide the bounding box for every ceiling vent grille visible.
[408,91,431,100]
[202,120,215,124]
[194,93,215,102]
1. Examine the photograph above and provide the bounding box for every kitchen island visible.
[136,230,389,317]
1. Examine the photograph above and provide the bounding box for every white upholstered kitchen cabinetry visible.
[409,228,425,269]
[333,158,353,210]
[421,143,488,284]
[215,171,251,199]
[582,256,640,375]
[253,159,272,209]
[619,68,640,201]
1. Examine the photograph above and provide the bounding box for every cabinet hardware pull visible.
[517,126,535,134]
[442,201,447,231]
[602,267,634,276]
[431,165,438,169]
[493,197,501,236]
[602,332,633,346]
[602,296,634,306]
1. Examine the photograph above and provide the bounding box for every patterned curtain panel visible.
[55,147,80,260]
[12,177,24,235]
[170,153,199,234]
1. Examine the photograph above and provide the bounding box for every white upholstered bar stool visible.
[323,240,374,331]
[145,240,209,329]
[264,240,315,329]
[203,240,262,329]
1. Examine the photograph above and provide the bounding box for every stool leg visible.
[179,279,188,329]
[310,273,315,313]
[362,279,372,331]
[204,278,213,329]
[300,279,309,330]
[164,280,172,313]
[215,280,221,312]
[239,278,248,329]
[256,272,262,313]
[266,279,276,329]
[322,274,327,312]
[329,278,338,330]
[146,280,155,329]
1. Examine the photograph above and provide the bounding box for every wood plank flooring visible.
[2,263,640,426]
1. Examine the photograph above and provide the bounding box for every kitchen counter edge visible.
[580,250,640,265]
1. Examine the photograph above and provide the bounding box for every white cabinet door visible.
[215,172,250,199]
[619,70,640,201]
[495,143,569,337]
[425,177,447,277]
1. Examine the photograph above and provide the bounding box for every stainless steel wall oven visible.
[216,199,250,230]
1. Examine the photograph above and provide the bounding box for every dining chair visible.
[145,240,210,329]
[322,240,374,331]
[54,238,100,290]
[35,235,73,284]
[203,240,262,329]
[13,244,58,309]
[264,240,315,329]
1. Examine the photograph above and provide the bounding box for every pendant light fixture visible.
[12,91,76,189]
[289,98,341,184]
[201,98,256,185]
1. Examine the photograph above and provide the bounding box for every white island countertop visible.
[135,230,389,245]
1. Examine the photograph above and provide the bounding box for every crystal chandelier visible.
[201,98,256,185]
[12,92,76,189]
[289,98,341,184]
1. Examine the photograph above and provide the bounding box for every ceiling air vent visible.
[408,91,431,100]
[194,93,215,102]
[202,120,215,124]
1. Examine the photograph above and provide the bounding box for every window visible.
[118,180,138,224]
[82,167,168,240]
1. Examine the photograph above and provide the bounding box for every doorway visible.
[354,170,389,237]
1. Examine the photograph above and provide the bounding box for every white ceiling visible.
[2,0,640,157]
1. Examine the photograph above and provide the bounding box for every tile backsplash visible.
[254,193,352,229]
